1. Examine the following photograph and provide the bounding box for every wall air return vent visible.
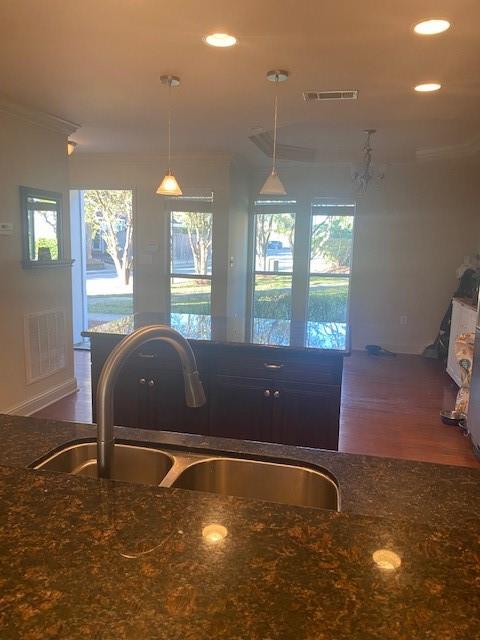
[303,90,358,102]
[24,309,66,383]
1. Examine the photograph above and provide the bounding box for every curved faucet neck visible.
[96,324,205,478]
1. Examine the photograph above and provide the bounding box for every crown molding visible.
[69,151,233,164]
[0,95,79,135]
[416,134,480,162]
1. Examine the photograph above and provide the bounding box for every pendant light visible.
[156,75,183,196]
[259,69,289,196]
[67,140,77,156]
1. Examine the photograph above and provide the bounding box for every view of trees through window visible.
[82,193,354,345]
[84,190,133,285]
[170,211,213,319]
[252,202,354,347]
[82,189,134,328]
[253,212,295,328]
[308,212,354,323]
[30,209,59,261]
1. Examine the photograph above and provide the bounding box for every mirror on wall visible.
[20,186,69,268]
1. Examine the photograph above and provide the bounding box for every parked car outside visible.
[267,240,283,251]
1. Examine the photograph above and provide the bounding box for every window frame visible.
[20,186,72,268]
[247,198,356,346]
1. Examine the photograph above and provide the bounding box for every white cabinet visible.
[447,298,477,386]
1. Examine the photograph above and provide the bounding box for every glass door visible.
[252,207,296,345]
[169,210,213,340]
[307,202,355,348]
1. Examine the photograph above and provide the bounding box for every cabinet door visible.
[147,369,209,434]
[113,365,151,428]
[209,375,272,442]
[271,381,340,450]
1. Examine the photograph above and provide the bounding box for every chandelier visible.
[352,129,384,192]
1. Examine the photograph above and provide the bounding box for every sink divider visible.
[158,455,203,487]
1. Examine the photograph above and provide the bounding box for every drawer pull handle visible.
[148,379,155,388]
[264,389,271,398]
[139,378,146,385]
[273,391,280,399]
[138,352,157,359]
[263,362,284,369]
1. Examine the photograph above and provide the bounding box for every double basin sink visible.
[31,441,339,511]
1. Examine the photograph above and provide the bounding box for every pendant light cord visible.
[167,81,172,173]
[272,93,278,174]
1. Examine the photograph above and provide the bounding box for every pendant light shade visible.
[156,171,183,196]
[259,69,289,196]
[67,140,77,156]
[156,75,183,196]
[260,170,287,196]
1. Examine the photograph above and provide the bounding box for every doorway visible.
[70,189,134,346]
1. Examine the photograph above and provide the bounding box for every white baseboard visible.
[5,377,78,416]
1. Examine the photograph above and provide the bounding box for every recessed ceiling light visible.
[414,19,451,35]
[414,82,442,92]
[203,33,237,48]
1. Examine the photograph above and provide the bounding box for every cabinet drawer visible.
[131,344,207,371]
[213,350,343,385]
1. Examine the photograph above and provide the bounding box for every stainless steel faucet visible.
[96,324,206,478]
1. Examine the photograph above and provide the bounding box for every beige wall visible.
[0,109,75,412]
[252,159,480,353]
[69,153,250,320]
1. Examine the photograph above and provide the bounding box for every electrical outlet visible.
[400,315,408,325]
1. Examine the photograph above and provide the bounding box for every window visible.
[251,201,296,345]
[169,209,213,339]
[307,201,355,348]
[20,187,65,267]
[249,198,355,349]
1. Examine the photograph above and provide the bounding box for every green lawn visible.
[88,294,133,315]
[88,276,349,322]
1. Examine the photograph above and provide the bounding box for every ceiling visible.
[0,0,479,166]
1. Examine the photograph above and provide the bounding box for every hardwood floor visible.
[34,349,480,468]
[340,352,478,467]
[35,349,92,424]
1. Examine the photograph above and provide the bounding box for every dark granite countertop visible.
[1,413,479,639]
[83,312,350,354]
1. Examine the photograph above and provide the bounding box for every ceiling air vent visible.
[303,90,358,102]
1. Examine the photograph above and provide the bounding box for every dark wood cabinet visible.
[147,368,209,434]
[209,376,340,449]
[91,343,210,434]
[88,335,345,451]
[112,361,150,429]
[271,382,340,449]
[209,375,272,442]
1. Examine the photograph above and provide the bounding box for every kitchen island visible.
[84,313,350,450]
[0,413,479,639]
